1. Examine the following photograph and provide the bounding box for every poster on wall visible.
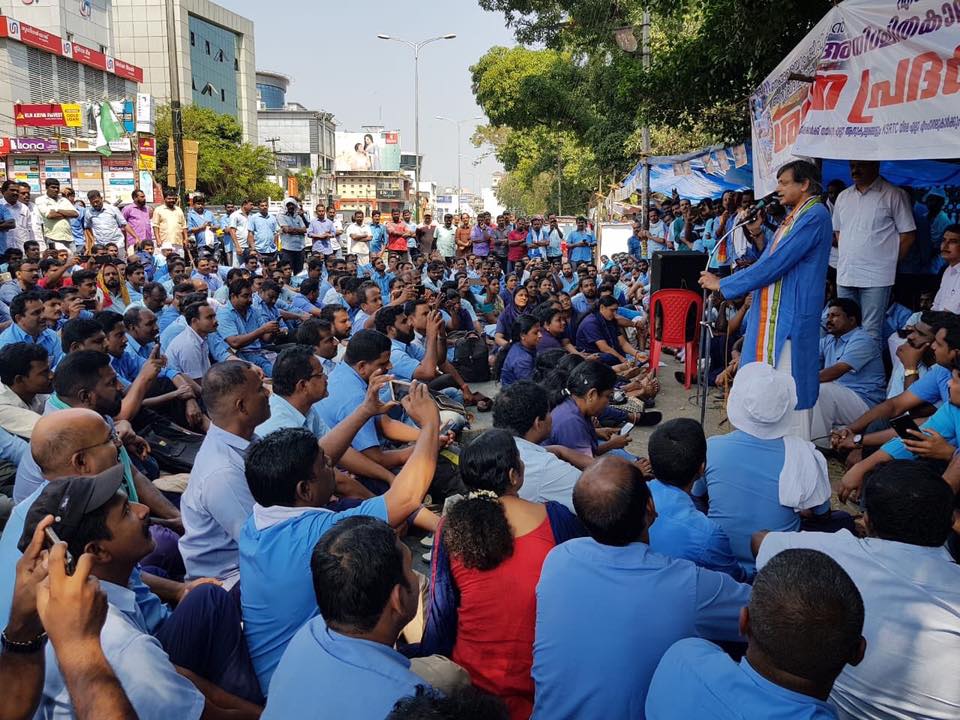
[40,156,72,185]
[10,156,41,193]
[334,130,401,171]
[70,155,104,196]
[138,170,154,200]
[102,156,135,204]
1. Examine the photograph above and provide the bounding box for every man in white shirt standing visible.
[345,210,372,266]
[228,198,252,259]
[832,160,916,340]
[755,459,960,720]
[34,179,78,254]
[932,224,960,314]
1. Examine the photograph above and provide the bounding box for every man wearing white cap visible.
[692,361,832,578]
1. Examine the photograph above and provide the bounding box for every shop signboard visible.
[10,156,41,193]
[102,156,135,204]
[71,156,104,196]
[40,155,72,185]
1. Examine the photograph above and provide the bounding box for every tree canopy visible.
[155,104,282,204]
[472,0,834,213]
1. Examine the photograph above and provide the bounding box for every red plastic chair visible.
[648,289,703,389]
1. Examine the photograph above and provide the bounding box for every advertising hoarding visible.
[335,130,401,172]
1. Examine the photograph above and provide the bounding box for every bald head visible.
[572,456,652,547]
[31,408,114,478]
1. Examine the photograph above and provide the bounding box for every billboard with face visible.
[335,130,401,172]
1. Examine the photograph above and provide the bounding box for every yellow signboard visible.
[61,104,83,127]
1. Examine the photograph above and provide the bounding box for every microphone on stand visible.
[742,190,781,223]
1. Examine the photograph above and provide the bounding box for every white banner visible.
[751,0,960,194]
[750,10,834,195]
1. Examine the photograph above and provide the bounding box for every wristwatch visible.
[904,368,920,379]
[853,434,863,448]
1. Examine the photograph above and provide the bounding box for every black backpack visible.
[451,332,490,383]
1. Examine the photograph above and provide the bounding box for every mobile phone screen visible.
[390,380,411,403]
[890,413,920,440]
[619,422,635,436]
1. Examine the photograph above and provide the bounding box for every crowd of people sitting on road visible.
[0,167,957,719]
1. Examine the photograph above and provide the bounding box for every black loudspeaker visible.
[650,251,708,293]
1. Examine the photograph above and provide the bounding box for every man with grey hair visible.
[700,160,835,439]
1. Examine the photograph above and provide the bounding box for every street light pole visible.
[164,0,186,209]
[377,33,456,223]
[436,115,482,215]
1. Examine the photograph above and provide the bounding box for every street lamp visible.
[436,115,482,214]
[377,33,457,222]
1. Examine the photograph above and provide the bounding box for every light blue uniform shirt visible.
[532,539,751,720]
[0,425,27,465]
[315,363,380,452]
[161,315,231,362]
[187,208,216,246]
[905,363,951,405]
[646,638,837,719]
[217,302,264,358]
[278,212,307,252]
[388,338,422,381]
[167,325,211,381]
[255,393,329,438]
[248,213,280,254]
[819,326,886,406]
[351,308,372,336]
[694,431,801,576]
[0,485,43,626]
[191,269,223,294]
[178,424,256,587]
[157,305,180,333]
[513,437,579,512]
[559,273,580,294]
[110,346,176,388]
[567,230,595,265]
[240,497,388,693]
[0,203,14,251]
[263,616,428,719]
[0,323,63,368]
[37,578,205,720]
[648,479,746,581]
[882,398,960,460]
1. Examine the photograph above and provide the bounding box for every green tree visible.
[472,0,834,206]
[155,104,282,204]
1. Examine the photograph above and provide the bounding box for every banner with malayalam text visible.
[751,0,960,194]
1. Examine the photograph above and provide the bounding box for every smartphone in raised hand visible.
[44,526,76,575]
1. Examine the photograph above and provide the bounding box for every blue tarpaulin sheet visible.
[621,144,960,201]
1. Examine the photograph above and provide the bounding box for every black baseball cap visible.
[18,464,125,552]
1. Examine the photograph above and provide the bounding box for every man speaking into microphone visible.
[700,160,833,438]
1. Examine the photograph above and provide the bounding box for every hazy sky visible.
[224,0,516,191]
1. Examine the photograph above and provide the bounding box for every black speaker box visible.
[649,251,708,293]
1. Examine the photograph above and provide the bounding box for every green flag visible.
[97,101,122,156]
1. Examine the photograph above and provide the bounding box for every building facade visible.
[335,170,412,219]
[256,70,288,110]
[112,0,257,140]
[255,71,335,206]
[0,2,143,204]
